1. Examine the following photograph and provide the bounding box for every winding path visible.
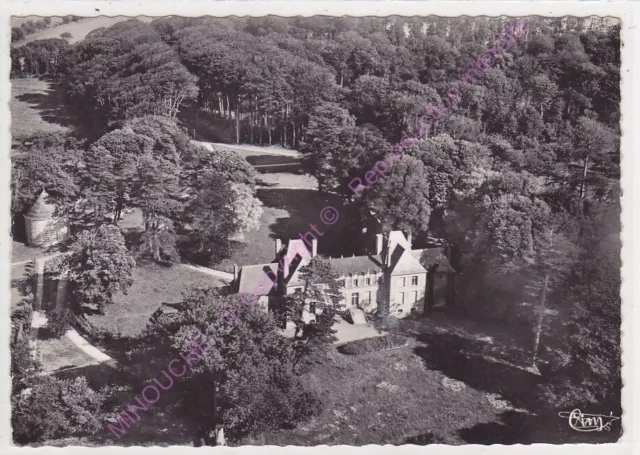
[179,263,233,282]
[64,329,113,363]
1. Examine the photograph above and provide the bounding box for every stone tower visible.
[24,190,68,247]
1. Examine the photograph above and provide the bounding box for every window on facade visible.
[410,307,416,313]
[351,293,360,306]
[366,277,371,286]
[412,276,418,286]
[411,291,418,303]
[354,278,359,287]
[365,291,371,304]
[294,287,302,294]
[399,292,405,304]
[397,308,403,313]
[400,277,406,287]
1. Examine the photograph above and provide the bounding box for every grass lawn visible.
[245,346,501,446]
[11,239,47,264]
[37,334,98,373]
[11,78,72,140]
[210,142,300,158]
[256,172,317,189]
[86,261,226,337]
[14,16,153,47]
[214,188,358,272]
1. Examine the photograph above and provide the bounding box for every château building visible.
[233,230,454,322]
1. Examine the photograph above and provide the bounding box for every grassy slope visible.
[11,78,71,140]
[214,188,356,272]
[38,335,98,373]
[247,346,500,446]
[86,262,226,337]
[14,16,153,46]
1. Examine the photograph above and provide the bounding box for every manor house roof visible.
[237,263,277,296]
[325,255,383,277]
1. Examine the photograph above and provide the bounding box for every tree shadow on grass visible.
[413,331,543,410]
[403,431,447,445]
[53,361,135,390]
[258,188,362,258]
[15,80,80,131]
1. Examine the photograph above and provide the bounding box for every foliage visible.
[181,172,239,265]
[227,183,263,235]
[185,145,258,189]
[280,258,343,347]
[138,216,181,263]
[44,308,74,338]
[144,286,321,444]
[11,38,70,77]
[82,117,188,225]
[67,225,136,314]
[537,200,621,409]
[299,102,355,190]
[12,376,105,444]
[11,261,36,346]
[63,20,198,132]
[10,337,40,388]
[82,127,155,223]
[11,133,83,234]
[362,155,432,235]
[337,334,408,355]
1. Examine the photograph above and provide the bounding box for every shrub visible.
[44,308,74,338]
[12,376,105,444]
[337,334,408,355]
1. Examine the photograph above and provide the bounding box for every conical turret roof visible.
[25,190,56,221]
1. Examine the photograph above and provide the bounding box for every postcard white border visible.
[0,1,637,455]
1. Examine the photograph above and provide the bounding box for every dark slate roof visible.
[326,255,383,276]
[238,263,278,295]
[25,190,56,220]
[412,248,455,273]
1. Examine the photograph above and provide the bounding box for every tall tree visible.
[572,116,617,201]
[67,224,136,315]
[280,258,342,346]
[144,287,320,445]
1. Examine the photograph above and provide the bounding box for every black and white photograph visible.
[2,1,633,450]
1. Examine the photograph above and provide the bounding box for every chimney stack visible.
[407,232,412,248]
[275,238,282,256]
[375,234,383,255]
[233,264,239,290]
[311,238,317,258]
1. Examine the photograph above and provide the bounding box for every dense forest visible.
[10,15,621,445]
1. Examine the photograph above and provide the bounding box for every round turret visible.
[24,190,68,247]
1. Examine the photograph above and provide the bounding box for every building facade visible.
[233,230,454,322]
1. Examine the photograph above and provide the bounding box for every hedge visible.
[337,334,408,355]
